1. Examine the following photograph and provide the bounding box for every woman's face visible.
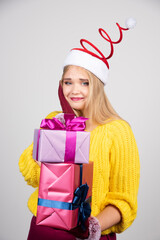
[62,66,89,113]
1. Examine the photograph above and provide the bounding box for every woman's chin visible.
[69,104,84,112]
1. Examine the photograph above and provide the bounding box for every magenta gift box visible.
[36,162,93,230]
[33,129,90,164]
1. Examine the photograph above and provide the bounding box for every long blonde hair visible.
[61,65,122,125]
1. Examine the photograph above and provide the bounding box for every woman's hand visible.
[76,205,121,240]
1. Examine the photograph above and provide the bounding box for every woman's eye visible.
[64,81,71,85]
[82,82,89,86]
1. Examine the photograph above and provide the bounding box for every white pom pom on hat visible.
[63,18,136,85]
[125,17,136,29]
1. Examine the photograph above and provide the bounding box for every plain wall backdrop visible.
[0,0,160,239]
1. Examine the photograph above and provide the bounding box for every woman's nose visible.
[71,84,80,94]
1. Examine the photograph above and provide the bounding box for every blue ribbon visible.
[38,164,91,230]
[38,198,77,210]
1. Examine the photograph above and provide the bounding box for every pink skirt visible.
[27,216,116,240]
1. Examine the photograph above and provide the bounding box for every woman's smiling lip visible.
[70,97,84,101]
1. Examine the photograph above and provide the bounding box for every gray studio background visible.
[0,0,160,239]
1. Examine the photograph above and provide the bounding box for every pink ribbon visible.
[40,114,87,132]
[37,114,88,163]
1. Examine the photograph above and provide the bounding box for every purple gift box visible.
[33,129,90,164]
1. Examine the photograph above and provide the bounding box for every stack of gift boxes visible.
[32,113,93,231]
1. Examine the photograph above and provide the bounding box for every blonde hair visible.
[61,65,122,125]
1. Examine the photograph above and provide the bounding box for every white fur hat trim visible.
[63,50,109,85]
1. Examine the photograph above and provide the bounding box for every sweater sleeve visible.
[19,143,40,187]
[18,111,62,188]
[102,120,140,234]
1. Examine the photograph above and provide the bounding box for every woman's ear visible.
[58,84,75,114]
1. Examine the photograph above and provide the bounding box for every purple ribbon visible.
[37,114,88,163]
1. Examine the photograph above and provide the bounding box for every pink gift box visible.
[33,129,90,164]
[36,162,93,230]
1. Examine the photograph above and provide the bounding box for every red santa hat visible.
[63,17,136,85]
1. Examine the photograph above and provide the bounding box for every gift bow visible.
[40,114,88,131]
[73,183,91,230]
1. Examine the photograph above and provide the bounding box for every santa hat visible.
[63,17,136,85]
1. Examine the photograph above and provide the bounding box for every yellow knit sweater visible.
[19,111,140,235]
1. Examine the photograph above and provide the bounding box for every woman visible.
[19,19,140,240]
